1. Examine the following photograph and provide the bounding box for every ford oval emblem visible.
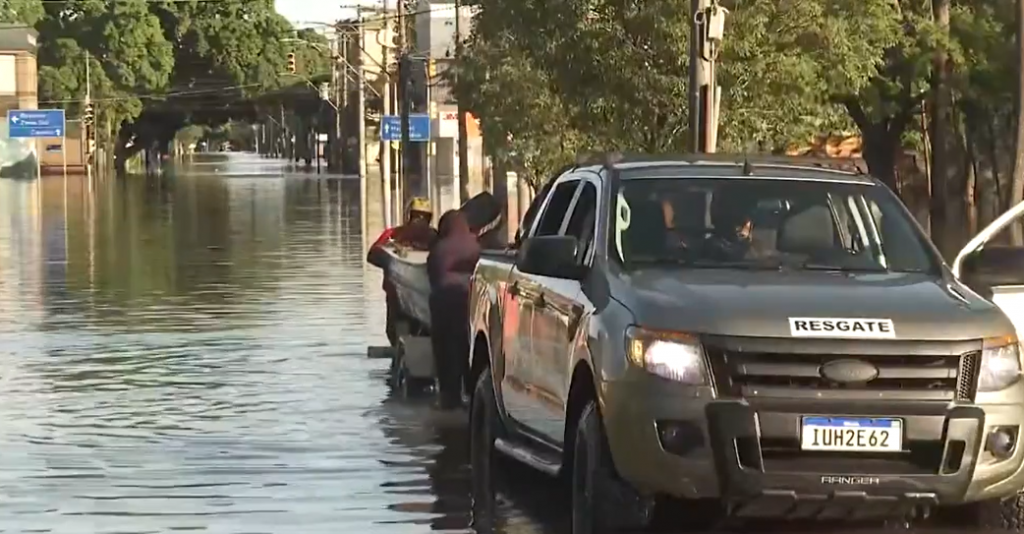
[819,359,879,384]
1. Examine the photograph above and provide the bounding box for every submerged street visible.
[0,153,564,533]
[0,154,972,534]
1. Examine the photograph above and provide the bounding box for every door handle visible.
[509,281,521,297]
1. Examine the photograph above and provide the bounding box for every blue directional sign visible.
[7,109,66,138]
[380,114,430,142]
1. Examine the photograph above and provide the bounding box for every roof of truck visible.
[572,153,877,185]
[615,161,876,184]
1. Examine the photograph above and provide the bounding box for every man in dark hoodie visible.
[427,210,481,409]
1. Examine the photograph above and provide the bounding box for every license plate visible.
[800,417,902,452]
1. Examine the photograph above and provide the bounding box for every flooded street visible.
[0,154,970,534]
[0,154,561,533]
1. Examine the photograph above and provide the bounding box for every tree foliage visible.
[28,0,325,170]
[453,0,1022,247]
[0,0,43,24]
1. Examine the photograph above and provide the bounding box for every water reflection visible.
[0,155,574,534]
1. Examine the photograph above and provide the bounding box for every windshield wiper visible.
[628,257,787,271]
[798,261,887,273]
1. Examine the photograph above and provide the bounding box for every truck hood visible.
[616,268,1013,341]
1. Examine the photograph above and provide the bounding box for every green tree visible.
[0,0,43,24]
[453,0,901,187]
[36,0,174,172]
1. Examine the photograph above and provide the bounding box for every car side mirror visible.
[959,246,1024,297]
[516,235,583,279]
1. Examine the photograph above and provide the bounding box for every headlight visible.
[979,337,1023,392]
[625,326,707,384]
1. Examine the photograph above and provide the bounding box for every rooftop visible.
[0,24,38,53]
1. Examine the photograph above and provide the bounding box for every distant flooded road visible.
[0,154,563,533]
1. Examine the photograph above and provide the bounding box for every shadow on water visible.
[0,153,991,533]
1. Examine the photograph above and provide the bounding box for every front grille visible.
[707,349,981,402]
[735,437,959,475]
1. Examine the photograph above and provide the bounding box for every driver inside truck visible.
[703,189,765,261]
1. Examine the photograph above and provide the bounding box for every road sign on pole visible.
[381,114,429,142]
[7,109,66,138]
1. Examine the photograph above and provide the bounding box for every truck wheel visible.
[470,371,502,526]
[572,401,652,534]
[972,493,1024,530]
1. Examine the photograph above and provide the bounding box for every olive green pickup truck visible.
[465,154,1024,533]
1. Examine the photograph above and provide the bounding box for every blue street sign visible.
[7,109,66,138]
[380,114,430,142]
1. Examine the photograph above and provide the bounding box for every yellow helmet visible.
[407,197,431,218]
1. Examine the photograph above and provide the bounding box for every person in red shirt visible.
[367,197,438,345]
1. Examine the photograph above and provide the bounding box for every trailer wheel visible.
[387,339,406,389]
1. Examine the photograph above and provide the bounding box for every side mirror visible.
[959,246,1024,297]
[516,235,582,279]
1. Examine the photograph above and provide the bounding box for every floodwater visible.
[0,153,969,534]
[0,153,563,533]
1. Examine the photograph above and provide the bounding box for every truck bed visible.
[384,246,513,333]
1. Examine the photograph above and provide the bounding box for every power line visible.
[38,82,266,105]
[36,72,334,105]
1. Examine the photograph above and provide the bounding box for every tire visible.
[971,493,1024,530]
[470,371,502,527]
[572,401,653,534]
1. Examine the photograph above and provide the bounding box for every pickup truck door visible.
[953,201,1024,335]
[501,178,583,430]
[520,176,598,443]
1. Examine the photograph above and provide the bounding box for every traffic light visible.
[427,58,436,79]
[82,102,94,126]
[286,53,296,74]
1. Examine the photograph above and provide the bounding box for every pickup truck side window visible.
[533,181,581,237]
[563,182,598,263]
[516,174,561,245]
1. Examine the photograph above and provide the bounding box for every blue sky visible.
[274,0,363,26]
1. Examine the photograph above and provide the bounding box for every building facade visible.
[0,25,40,179]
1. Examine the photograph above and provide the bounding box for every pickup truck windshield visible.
[613,177,939,274]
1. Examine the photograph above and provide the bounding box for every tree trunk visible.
[965,135,978,237]
[929,0,953,256]
[1010,0,1024,244]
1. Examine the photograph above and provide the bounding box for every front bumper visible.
[602,380,1024,519]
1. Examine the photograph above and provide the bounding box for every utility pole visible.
[381,0,394,227]
[426,59,435,211]
[398,3,413,203]
[84,50,94,180]
[331,27,343,172]
[357,8,368,236]
[396,1,404,195]
[687,0,727,153]
[455,0,470,201]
